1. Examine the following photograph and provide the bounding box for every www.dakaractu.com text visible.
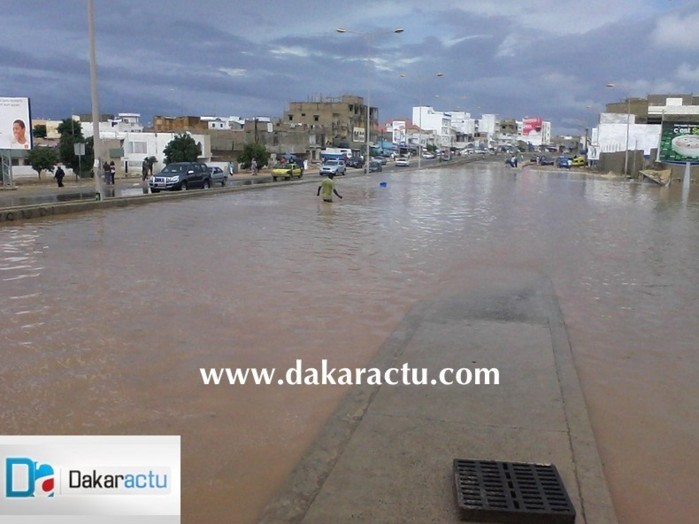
[200,360,500,386]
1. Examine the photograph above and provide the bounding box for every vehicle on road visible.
[539,155,555,166]
[150,162,211,192]
[346,157,364,169]
[368,160,383,172]
[556,156,571,169]
[208,166,228,186]
[271,163,304,181]
[395,157,410,167]
[422,152,435,159]
[319,159,346,176]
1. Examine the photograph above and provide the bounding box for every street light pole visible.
[336,27,403,172]
[87,0,103,200]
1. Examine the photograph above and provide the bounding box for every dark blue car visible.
[557,156,571,168]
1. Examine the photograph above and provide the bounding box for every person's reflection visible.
[317,201,336,225]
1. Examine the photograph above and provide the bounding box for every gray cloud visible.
[1,0,696,136]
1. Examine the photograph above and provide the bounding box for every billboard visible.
[0,97,32,150]
[392,121,406,144]
[658,121,699,163]
[522,117,543,136]
[352,126,366,143]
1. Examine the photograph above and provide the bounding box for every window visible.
[314,115,319,122]
[288,115,294,121]
[129,141,147,154]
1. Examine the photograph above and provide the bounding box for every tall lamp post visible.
[400,72,443,168]
[606,83,631,175]
[336,27,404,172]
[87,0,103,200]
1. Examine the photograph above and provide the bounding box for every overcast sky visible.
[3,0,698,136]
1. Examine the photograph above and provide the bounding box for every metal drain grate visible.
[453,459,576,523]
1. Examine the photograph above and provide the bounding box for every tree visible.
[239,143,270,169]
[33,124,47,138]
[26,147,59,179]
[163,133,201,164]
[57,118,85,173]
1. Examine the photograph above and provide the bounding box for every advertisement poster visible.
[522,117,543,136]
[392,121,406,144]
[0,97,32,150]
[658,121,699,163]
[352,126,365,143]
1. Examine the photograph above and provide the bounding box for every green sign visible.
[658,122,699,163]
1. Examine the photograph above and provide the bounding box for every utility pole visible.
[87,0,103,200]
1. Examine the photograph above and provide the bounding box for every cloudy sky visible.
[3,0,698,136]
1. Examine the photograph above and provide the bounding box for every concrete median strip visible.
[259,275,617,524]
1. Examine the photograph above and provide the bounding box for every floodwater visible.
[1,163,697,523]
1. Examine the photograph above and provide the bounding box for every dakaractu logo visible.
[5,457,55,498]
[4,457,170,498]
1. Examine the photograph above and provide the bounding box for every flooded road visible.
[1,163,697,523]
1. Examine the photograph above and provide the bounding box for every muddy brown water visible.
[1,164,697,523]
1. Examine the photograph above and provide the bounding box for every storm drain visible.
[453,459,576,523]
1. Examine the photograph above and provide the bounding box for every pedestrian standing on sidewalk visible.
[102,161,111,185]
[54,165,65,187]
[109,161,116,185]
[251,158,258,176]
[317,173,343,203]
[142,157,151,181]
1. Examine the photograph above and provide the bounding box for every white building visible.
[201,116,245,130]
[446,111,475,135]
[593,113,660,157]
[516,119,552,147]
[78,113,211,172]
[412,106,452,147]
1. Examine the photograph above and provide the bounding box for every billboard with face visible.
[658,122,699,163]
[0,97,32,150]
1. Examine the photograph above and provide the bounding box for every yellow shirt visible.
[320,178,335,200]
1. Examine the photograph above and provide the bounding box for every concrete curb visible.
[0,173,326,224]
[0,157,483,224]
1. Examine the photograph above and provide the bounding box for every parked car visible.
[208,166,228,186]
[395,157,410,167]
[556,156,571,169]
[368,160,383,172]
[571,156,586,167]
[538,155,555,166]
[371,156,387,165]
[150,162,211,192]
[271,163,304,181]
[422,152,435,159]
[319,159,346,176]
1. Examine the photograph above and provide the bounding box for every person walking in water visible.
[317,173,343,203]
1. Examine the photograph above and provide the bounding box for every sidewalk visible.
[259,274,617,523]
[0,169,315,222]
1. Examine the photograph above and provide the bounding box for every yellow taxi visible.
[271,163,304,181]
[571,156,586,167]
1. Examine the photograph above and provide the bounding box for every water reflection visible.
[0,165,697,523]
